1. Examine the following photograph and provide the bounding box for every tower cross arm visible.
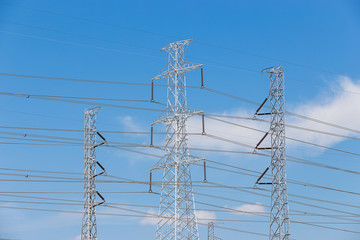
[152,62,203,80]
[151,156,205,171]
[152,109,204,126]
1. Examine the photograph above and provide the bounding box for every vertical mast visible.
[152,40,203,240]
[82,107,101,240]
[263,66,291,240]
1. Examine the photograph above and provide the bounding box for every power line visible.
[287,155,360,176]
[0,30,163,60]
[0,19,162,52]
[2,1,354,79]
[2,182,359,223]
[3,116,360,163]
[0,142,80,146]
[292,221,360,235]
[0,72,158,86]
[0,108,80,122]
[0,205,269,236]
[0,136,82,145]
[0,72,202,90]
[0,130,83,142]
[0,191,157,194]
[0,90,164,112]
[203,181,360,217]
[4,122,358,156]
[1,203,357,235]
[284,123,360,142]
[202,132,360,176]
[202,158,360,197]
[194,191,360,223]
[207,115,360,157]
[3,193,358,225]
[202,87,360,135]
[206,113,360,142]
[0,2,176,39]
[0,167,82,175]
[0,6,360,235]
[0,91,163,104]
[11,132,348,197]
[4,164,358,211]
[0,200,268,219]
[3,71,359,138]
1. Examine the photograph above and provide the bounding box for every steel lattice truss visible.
[152,40,203,240]
[208,222,215,240]
[207,222,222,240]
[264,66,291,240]
[82,107,100,240]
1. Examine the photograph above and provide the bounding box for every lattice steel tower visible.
[263,66,291,240]
[208,222,221,240]
[82,107,105,240]
[151,39,203,240]
[208,222,215,240]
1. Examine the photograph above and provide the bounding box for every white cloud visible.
[139,208,158,226]
[287,76,360,148]
[70,235,81,240]
[196,210,216,224]
[118,115,143,132]
[113,77,360,164]
[139,209,216,226]
[0,203,80,233]
[233,203,266,215]
[186,76,360,156]
[188,109,267,153]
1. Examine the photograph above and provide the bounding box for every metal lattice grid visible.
[151,39,203,240]
[82,107,102,240]
[263,66,291,240]
[208,222,215,240]
[208,222,222,240]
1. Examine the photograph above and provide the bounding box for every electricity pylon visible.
[82,107,106,240]
[151,39,203,240]
[208,222,222,240]
[208,222,215,240]
[263,66,291,240]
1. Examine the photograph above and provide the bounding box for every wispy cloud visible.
[188,109,267,152]
[196,210,216,224]
[0,203,80,234]
[287,76,360,147]
[232,203,266,215]
[186,76,360,156]
[69,235,81,240]
[139,209,216,226]
[118,115,144,132]
[139,208,158,226]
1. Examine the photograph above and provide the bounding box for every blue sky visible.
[0,0,360,239]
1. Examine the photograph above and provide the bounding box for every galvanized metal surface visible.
[152,40,202,240]
[264,66,291,240]
[81,107,100,240]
